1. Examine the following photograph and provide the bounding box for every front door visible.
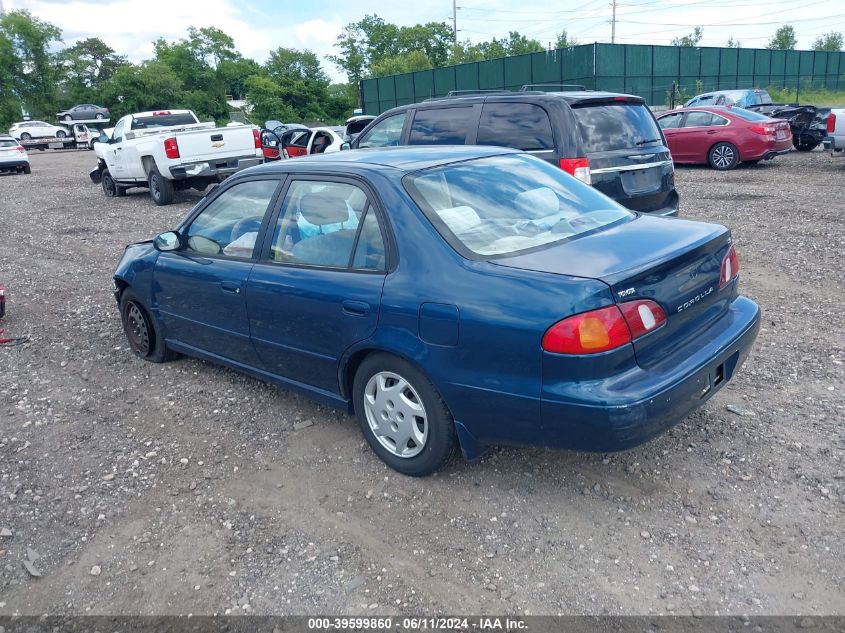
[246,178,388,394]
[152,178,281,367]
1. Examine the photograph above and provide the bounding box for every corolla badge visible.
[676,286,713,313]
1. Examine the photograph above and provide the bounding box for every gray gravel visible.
[0,149,843,616]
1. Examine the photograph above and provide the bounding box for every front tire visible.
[353,353,456,476]
[119,289,174,363]
[102,170,126,197]
[148,166,175,205]
[56,130,67,139]
[708,142,739,170]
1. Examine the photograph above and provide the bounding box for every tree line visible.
[1,8,841,134]
[671,25,843,52]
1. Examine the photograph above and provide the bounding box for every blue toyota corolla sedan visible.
[113,146,760,476]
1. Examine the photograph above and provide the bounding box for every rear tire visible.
[23,164,31,174]
[63,115,72,122]
[102,170,126,197]
[148,166,175,205]
[119,288,175,363]
[353,353,457,476]
[708,142,739,170]
[96,113,105,120]
[20,133,31,141]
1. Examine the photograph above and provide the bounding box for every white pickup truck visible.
[822,109,845,156]
[90,109,263,205]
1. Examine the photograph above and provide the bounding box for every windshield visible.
[571,103,663,153]
[131,113,198,129]
[404,154,632,258]
[725,107,771,121]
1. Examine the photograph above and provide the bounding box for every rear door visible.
[570,100,675,213]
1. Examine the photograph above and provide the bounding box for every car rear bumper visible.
[0,159,28,169]
[540,295,760,451]
[168,156,263,180]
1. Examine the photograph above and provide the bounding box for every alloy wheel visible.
[363,371,429,458]
[712,145,734,169]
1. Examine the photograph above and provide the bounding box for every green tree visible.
[371,50,432,77]
[812,32,843,51]
[266,47,329,84]
[671,26,703,47]
[726,36,741,48]
[0,10,62,119]
[99,61,182,120]
[218,56,264,100]
[451,31,545,63]
[58,37,127,105]
[0,31,21,130]
[554,30,577,49]
[767,25,797,50]
[244,74,297,126]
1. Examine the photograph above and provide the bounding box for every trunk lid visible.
[494,215,734,367]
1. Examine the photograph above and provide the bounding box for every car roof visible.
[247,145,520,175]
[381,90,645,113]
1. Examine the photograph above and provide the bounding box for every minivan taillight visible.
[719,244,740,288]
[253,127,261,149]
[827,113,836,133]
[541,299,666,355]
[559,157,591,185]
[164,137,179,159]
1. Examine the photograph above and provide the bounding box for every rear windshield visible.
[131,113,198,129]
[0,139,18,147]
[404,154,632,258]
[726,107,771,121]
[572,103,663,153]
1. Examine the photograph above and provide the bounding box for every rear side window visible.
[131,113,198,129]
[684,111,715,127]
[728,108,771,122]
[571,103,663,153]
[476,103,554,151]
[409,107,474,145]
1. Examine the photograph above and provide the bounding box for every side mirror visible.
[340,142,351,151]
[153,231,182,252]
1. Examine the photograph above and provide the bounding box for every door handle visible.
[706,130,716,134]
[220,281,242,295]
[342,300,370,316]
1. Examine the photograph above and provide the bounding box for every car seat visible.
[291,193,358,267]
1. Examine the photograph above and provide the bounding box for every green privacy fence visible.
[360,43,845,114]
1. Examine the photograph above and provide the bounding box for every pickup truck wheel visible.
[102,170,126,198]
[148,166,175,206]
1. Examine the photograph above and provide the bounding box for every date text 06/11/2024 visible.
[307,617,528,630]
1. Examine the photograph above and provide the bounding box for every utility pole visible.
[0,0,5,18]
[452,0,458,45]
[611,0,617,44]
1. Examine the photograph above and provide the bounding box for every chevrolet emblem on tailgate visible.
[211,141,225,148]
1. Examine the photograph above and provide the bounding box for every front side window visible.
[184,180,278,258]
[658,112,684,129]
[409,107,474,145]
[357,113,407,149]
[269,180,385,270]
[405,154,632,258]
[476,103,554,151]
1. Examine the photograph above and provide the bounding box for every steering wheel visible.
[230,217,262,243]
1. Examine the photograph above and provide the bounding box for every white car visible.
[0,136,30,174]
[9,120,69,141]
[283,126,346,157]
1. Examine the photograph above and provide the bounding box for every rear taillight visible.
[164,137,179,159]
[541,299,666,355]
[15,146,24,152]
[253,128,261,149]
[559,157,591,185]
[618,300,667,339]
[719,244,740,288]
[827,113,836,133]
[749,124,775,136]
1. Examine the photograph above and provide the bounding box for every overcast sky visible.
[6,0,845,81]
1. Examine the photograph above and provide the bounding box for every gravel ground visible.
[0,149,843,617]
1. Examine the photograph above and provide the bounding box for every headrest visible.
[436,205,481,234]
[299,193,350,226]
[514,187,559,217]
